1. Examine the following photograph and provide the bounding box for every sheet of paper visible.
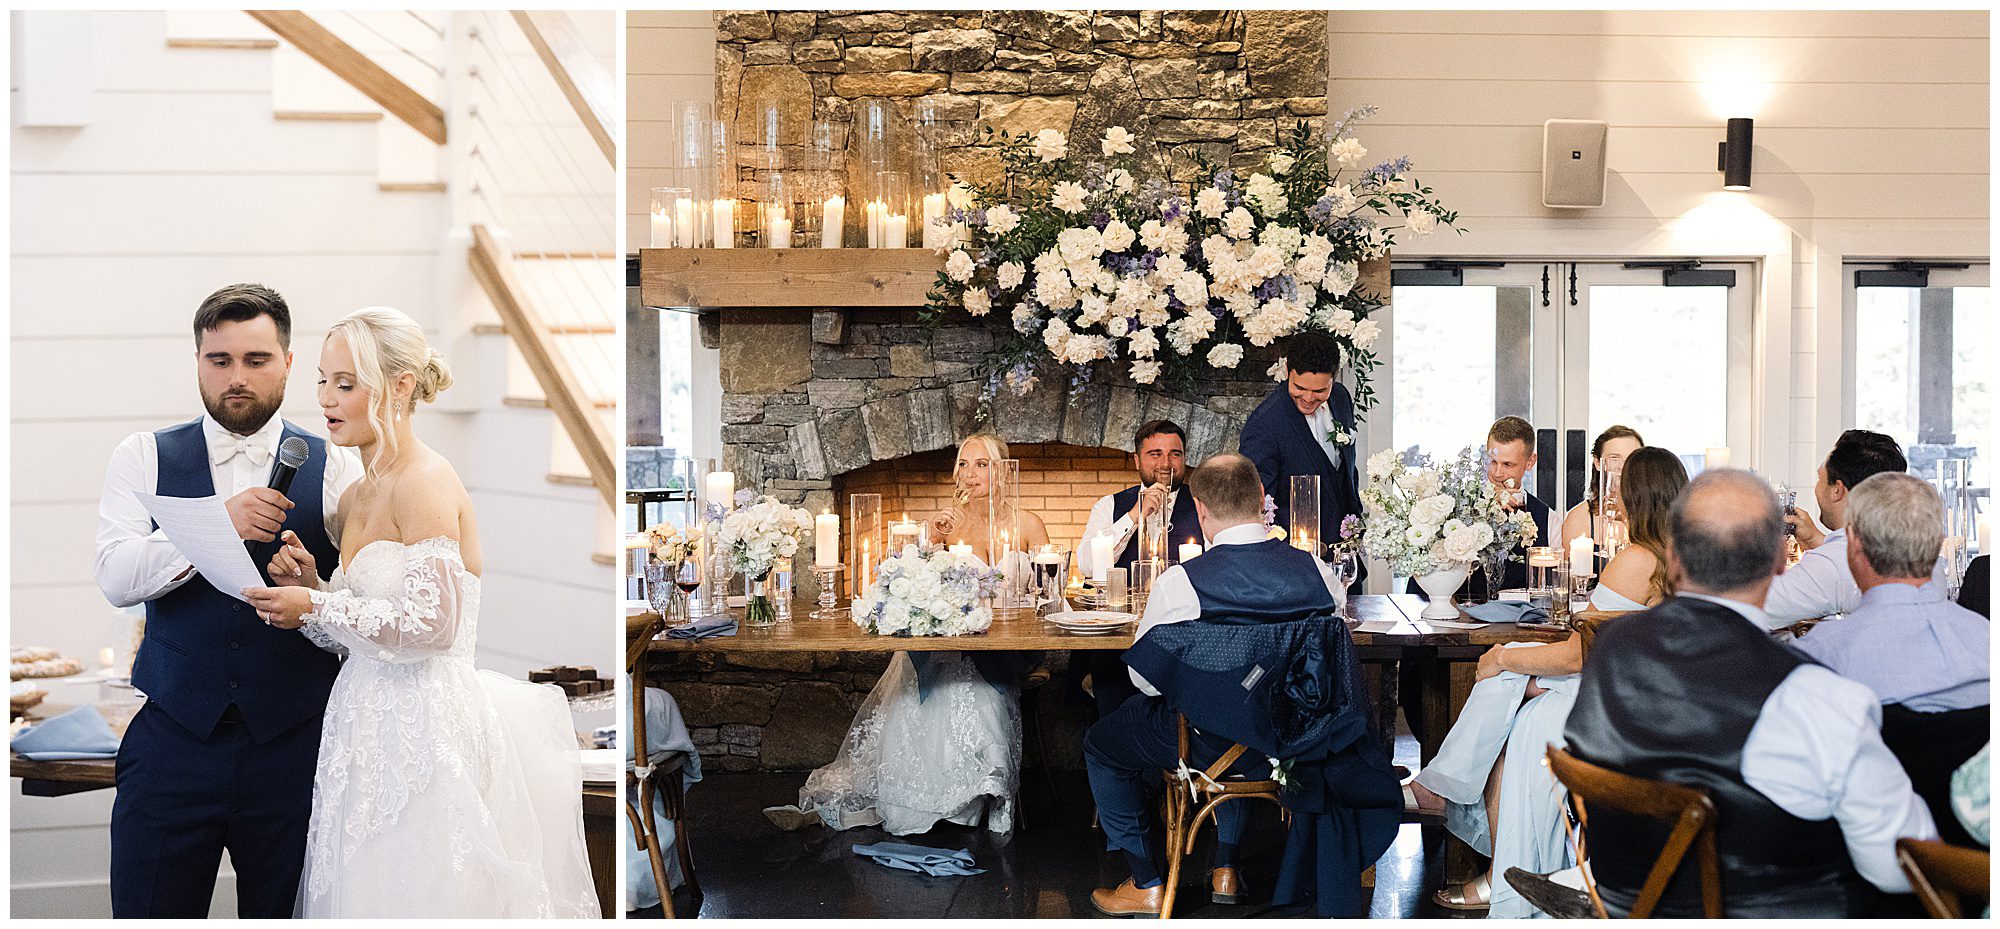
[1354,619,1403,634]
[136,492,265,602]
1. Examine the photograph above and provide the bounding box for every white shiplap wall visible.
[10,11,612,916]
[1328,10,1989,488]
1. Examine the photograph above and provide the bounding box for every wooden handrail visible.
[468,224,616,508]
[246,11,447,145]
[512,11,616,166]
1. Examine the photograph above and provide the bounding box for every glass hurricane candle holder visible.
[650,186,700,248]
[1290,474,1321,558]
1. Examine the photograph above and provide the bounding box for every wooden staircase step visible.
[547,473,595,488]
[474,322,617,336]
[378,181,446,193]
[503,395,616,411]
[167,37,278,50]
[591,552,616,567]
[273,109,384,122]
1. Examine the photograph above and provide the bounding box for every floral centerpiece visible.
[852,545,1002,637]
[715,494,812,626]
[646,524,698,565]
[1359,448,1533,618]
[925,106,1457,415]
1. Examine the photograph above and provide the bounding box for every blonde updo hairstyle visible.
[327,306,452,464]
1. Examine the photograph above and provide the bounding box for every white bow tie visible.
[209,433,273,468]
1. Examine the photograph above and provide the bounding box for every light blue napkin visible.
[12,705,122,760]
[665,615,738,639]
[1462,600,1549,625]
[852,841,985,876]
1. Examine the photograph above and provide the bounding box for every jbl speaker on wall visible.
[1542,119,1608,208]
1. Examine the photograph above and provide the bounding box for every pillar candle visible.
[649,207,670,248]
[1980,516,1991,555]
[768,213,792,249]
[815,511,840,567]
[922,192,947,249]
[821,196,845,248]
[889,515,921,552]
[1089,533,1115,585]
[711,199,735,248]
[1178,541,1203,563]
[1704,447,1731,470]
[949,543,974,556]
[675,198,697,248]
[884,213,909,249]
[1569,535,1594,575]
[703,470,735,507]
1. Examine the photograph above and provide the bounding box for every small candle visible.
[890,514,922,551]
[1704,447,1731,470]
[768,211,792,249]
[1569,536,1595,575]
[1294,531,1313,554]
[711,198,735,248]
[1178,540,1203,563]
[1528,547,1561,568]
[703,471,735,508]
[821,196,845,248]
[1032,549,1063,565]
[1089,533,1116,585]
[815,510,840,567]
[949,543,974,557]
[649,206,671,248]
[99,646,116,670]
[676,198,697,248]
[922,192,947,249]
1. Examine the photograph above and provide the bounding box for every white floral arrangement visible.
[927,107,1457,416]
[714,494,812,580]
[1360,447,1534,577]
[646,524,698,564]
[852,545,1002,637]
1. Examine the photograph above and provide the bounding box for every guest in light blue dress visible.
[1408,448,1688,916]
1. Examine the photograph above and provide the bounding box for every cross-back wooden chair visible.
[1157,712,1289,919]
[627,613,700,917]
[1545,746,1723,918]
[1897,837,1990,918]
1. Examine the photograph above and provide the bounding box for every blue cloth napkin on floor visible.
[1462,600,1549,625]
[665,615,738,639]
[12,705,122,760]
[852,841,985,876]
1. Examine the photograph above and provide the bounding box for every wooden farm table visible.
[11,705,623,918]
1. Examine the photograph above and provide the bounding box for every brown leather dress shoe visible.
[1210,867,1243,904]
[1090,879,1165,917]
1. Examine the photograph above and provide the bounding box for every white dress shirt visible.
[1078,485,1181,580]
[1763,528,1950,627]
[1683,593,1939,893]
[1127,521,1346,696]
[94,414,361,607]
[1308,403,1342,468]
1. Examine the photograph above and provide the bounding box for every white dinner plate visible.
[1046,610,1137,633]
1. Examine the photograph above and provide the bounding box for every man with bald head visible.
[1562,469,1936,917]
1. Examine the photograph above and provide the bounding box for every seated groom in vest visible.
[1562,469,1937,918]
[93,284,361,917]
[1085,454,1347,917]
[1074,418,1200,717]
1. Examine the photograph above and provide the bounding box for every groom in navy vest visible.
[1074,419,1203,717]
[93,284,355,917]
[1240,330,1362,578]
[1085,454,1349,916]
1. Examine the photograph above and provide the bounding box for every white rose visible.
[985,204,1020,236]
[1222,206,1255,240]
[1407,209,1438,237]
[1101,125,1137,157]
[996,261,1025,291]
[1050,181,1089,214]
[1324,260,1359,298]
[1195,187,1228,219]
[1034,128,1068,162]
[1330,138,1368,169]
[1100,219,1136,252]
[1207,342,1244,369]
[1267,357,1288,381]
[1107,168,1135,194]
[1411,494,1456,528]
[1129,358,1162,384]
[1352,318,1381,349]
[962,287,991,316]
[944,249,975,282]
[1269,152,1296,175]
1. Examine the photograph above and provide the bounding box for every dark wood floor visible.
[636,732,1472,919]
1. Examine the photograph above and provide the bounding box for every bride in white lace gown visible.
[243,308,598,917]
[792,434,1047,836]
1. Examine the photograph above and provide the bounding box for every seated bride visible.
[783,433,1048,835]
[1405,446,1687,915]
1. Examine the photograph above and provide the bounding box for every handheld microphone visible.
[249,437,313,556]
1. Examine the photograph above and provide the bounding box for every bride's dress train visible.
[797,651,1020,835]
[295,537,599,917]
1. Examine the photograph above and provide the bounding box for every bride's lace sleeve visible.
[301,537,467,663]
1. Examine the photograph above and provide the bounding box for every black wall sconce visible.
[1717,117,1753,190]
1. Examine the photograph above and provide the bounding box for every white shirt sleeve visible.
[1762,537,1857,625]
[1078,493,1134,581]
[1740,665,1938,893]
[1128,565,1200,697]
[93,432,197,607]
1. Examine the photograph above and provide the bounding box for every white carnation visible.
[1269,152,1296,175]
[1034,128,1068,162]
[1244,173,1288,217]
[1330,138,1368,168]
[1407,209,1438,237]
[944,249,975,282]
[1107,168,1135,194]
[985,204,1020,236]
[1129,358,1162,384]
[962,287,991,316]
[1324,260,1359,298]
[1195,187,1228,219]
[996,261,1025,291]
[1051,181,1089,214]
[1207,342,1244,369]
[1100,219,1136,252]
[1222,207,1256,240]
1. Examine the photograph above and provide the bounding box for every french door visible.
[1376,260,1756,536]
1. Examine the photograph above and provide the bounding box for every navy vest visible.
[1179,537,1337,626]
[1110,484,1203,571]
[1563,597,1857,916]
[135,419,343,743]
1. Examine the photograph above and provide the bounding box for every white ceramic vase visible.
[1415,563,1472,620]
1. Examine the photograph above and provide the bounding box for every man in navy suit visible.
[94,285,357,917]
[1240,330,1361,567]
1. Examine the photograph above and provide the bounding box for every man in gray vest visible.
[94,284,360,916]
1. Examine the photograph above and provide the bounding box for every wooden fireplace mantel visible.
[640,248,943,309]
